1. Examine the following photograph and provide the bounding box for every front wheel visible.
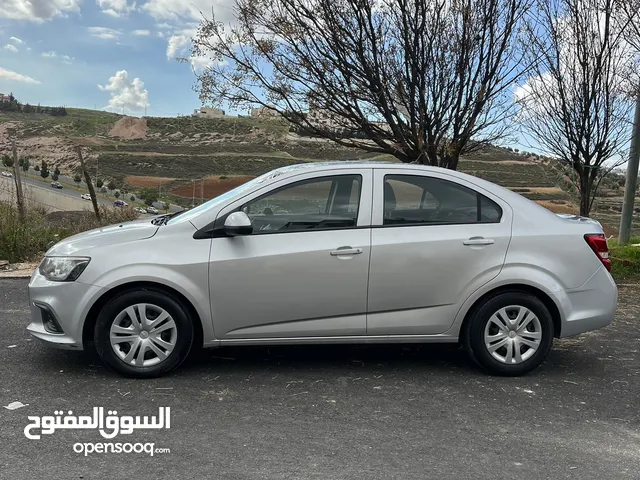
[94,289,194,378]
[465,292,554,376]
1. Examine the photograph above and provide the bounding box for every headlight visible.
[39,257,91,282]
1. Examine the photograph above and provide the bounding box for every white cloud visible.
[166,33,190,58]
[132,29,151,36]
[98,70,149,111]
[87,26,121,40]
[4,44,18,53]
[166,29,219,71]
[0,67,40,84]
[42,51,74,63]
[96,0,136,17]
[1,0,82,22]
[9,36,24,44]
[143,0,235,23]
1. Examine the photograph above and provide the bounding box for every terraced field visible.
[3,108,639,235]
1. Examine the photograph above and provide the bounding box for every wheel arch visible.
[459,284,562,343]
[82,281,204,350]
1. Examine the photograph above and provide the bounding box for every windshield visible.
[166,174,269,226]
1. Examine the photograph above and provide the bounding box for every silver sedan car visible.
[27,162,617,377]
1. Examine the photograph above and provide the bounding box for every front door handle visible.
[463,237,495,246]
[330,247,363,256]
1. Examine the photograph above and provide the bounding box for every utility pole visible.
[11,141,26,222]
[192,180,195,207]
[619,91,640,245]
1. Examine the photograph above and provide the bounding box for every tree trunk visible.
[11,141,26,222]
[579,170,590,217]
[75,147,101,221]
[448,154,460,171]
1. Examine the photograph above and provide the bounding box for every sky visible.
[0,0,238,117]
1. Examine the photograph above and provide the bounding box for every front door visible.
[367,169,512,335]
[209,171,372,340]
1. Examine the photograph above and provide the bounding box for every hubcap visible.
[109,303,177,367]
[484,305,542,365]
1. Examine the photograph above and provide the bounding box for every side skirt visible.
[209,334,460,348]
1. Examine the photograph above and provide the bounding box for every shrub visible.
[0,203,137,263]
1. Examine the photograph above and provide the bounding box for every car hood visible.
[46,219,159,256]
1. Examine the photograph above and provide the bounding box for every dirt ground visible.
[108,117,148,140]
[125,176,176,188]
[170,175,255,198]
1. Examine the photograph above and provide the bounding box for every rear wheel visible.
[94,289,194,378]
[465,292,554,376]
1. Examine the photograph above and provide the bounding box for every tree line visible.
[0,93,68,116]
[190,0,640,216]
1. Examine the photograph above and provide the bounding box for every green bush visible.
[609,237,640,283]
[0,204,137,263]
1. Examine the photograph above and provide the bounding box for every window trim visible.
[381,173,503,227]
[211,174,364,237]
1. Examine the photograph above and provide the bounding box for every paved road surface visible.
[0,279,638,479]
[1,169,182,212]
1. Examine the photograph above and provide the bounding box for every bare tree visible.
[11,141,26,222]
[191,0,531,169]
[517,0,633,216]
[75,147,101,221]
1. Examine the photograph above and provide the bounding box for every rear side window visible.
[383,174,502,225]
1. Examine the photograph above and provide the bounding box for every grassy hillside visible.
[1,107,637,235]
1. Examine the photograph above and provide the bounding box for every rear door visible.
[367,168,512,335]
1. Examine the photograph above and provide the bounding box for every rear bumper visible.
[553,266,617,338]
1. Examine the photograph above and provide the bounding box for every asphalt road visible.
[1,279,639,479]
[1,169,182,212]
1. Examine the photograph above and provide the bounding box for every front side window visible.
[241,175,361,233]
[383,175,502,225]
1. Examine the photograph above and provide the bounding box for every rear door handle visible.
[330,247,363,256]
[463,237,494,246]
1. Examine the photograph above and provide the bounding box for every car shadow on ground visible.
[24,340,603,380]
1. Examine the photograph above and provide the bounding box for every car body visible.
[27,162,617,378]
[113,200,128,207]
[146,206,159,215]
[134,207,147,214]
[51,181,63,189]
[1,170,13,178]
[80,193,91,200]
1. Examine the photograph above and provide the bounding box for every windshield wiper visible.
[151,210,184,226]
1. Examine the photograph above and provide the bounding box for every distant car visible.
[81,193,91,200]
[114,200,128,208]
[1,171,13,178]
[51,182,63,189]
[134,207,147,214]
[146,206,159,215]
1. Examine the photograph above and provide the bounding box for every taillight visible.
[584,234,611,272]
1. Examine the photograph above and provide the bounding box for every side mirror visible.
[224,211,253,236]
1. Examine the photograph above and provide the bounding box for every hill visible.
[0,107,635,236]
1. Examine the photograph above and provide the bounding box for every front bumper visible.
[554,265,618,338]
[27,270,104,350]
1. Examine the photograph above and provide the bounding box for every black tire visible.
[94,289,194,378]
[464,291,554,376]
